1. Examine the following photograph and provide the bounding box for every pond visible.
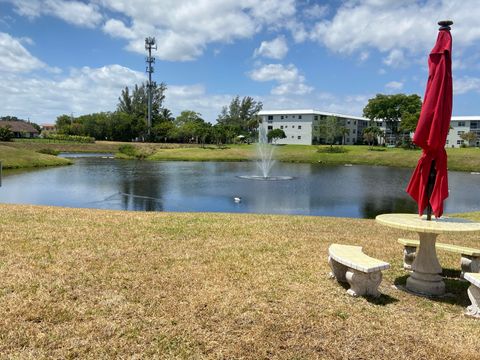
[1,156,479,218]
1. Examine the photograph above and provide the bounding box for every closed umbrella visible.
[406,20,453,219]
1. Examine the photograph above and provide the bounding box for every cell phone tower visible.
[145,37,157,138]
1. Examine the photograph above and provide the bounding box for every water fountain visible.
[238,126,293,181]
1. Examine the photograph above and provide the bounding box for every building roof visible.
[258,109,369,121]
[451,116,480,121]
[0,121,39,134]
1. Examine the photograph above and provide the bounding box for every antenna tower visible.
[145,37,157,138]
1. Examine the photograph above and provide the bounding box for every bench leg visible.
[345,269,382,298]
[461,256,480,279]
[328,256,347,282]
[465,284,480,319]
[403,246,417,270]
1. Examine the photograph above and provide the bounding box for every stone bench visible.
[328,244,390,298]
[398,238,480,277]
[464,272,480,319]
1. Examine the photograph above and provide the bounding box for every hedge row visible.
[45,134,95,143]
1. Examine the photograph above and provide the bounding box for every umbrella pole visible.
[426,160,436,220]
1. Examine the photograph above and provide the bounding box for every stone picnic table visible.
[376,213,480,296]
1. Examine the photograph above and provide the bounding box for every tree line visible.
[54,83,263,144]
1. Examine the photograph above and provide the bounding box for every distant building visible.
[446,116,480,148]
[258,109,369,145]
[375,116,480,148]
[0,121,39,138]
[41,124,56,132]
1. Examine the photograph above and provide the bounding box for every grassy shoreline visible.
[0,203,479,358]
[0,144,71,169]
[3,140,480,172]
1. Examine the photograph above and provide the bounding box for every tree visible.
[0,125,13,141]
[319,116,343,147]
[363,126,384,146]
[340,127,350,145]
[460,131,478,147]
[174,111,211,143]
[267,129,286,144]
[217,96,263,137]
[363,94,422,144]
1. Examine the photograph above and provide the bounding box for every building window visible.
[446,140,449,144]
[458,131,464,135]
[298,115,302,119]
[280,125,284,129]
[285,115,288,118]
[320,115,327,120]
[458,121,466,127]
[291,136,294,139]
[292,125,295,128]
[285,125,288,128]
[354,121,357,125]
[298,125,302,129]
[268,126,273,130]
[457,140,462,144]
[347,120,350,125]
[314,115,318,121]
[353,129,356,134]
[268,115,273,120]
[298,136,301,139]
[292,115,295,118]
[281,115,284,119]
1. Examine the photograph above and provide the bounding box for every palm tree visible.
[340,127,350,145]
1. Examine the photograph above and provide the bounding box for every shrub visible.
[317,146,348,153]
[37,148,60,156]
[118,144,137,157]
[45,134,95,143]
[0,126,13,141]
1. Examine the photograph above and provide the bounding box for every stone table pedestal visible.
[376,213,480,297]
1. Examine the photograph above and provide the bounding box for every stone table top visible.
[375,213,480,234]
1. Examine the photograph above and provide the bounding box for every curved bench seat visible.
[328,244,390,298]
[464,273,480,319]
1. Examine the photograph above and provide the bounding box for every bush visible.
[317,146,348,153]
[0,126,13,141]
[37,148,60,156]
[118,144,137,157]
[367,147,386,152]
[45,134,95,143]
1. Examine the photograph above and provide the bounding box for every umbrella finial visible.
[438,20,453,30]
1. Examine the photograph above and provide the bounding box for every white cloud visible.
[309,0,480,67]
[0,61,231,123]
[383,49,407,68]
[261,92,370,118]
[96,0,296,61]
[454,76,480,95]
[359,51,370,62]
[0,32,45,72]
[103,19,136,40]
[254,36,288,60]
[385,81,404,90]
[249,63,313,95]
[303,4,329,19]
[10,0,103,28]
[0,64,145,121]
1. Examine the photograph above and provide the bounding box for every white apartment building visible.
[376,116,480,148]
[258,109,369,145]
[446,116,480,148]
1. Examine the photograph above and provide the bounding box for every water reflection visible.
[1,158,479,218]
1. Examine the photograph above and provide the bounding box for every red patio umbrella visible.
[406,20,453,219]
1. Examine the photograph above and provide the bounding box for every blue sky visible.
[0,0,479,124]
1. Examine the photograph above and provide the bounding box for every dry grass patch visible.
[0,204,479,359]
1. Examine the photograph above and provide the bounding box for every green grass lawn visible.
[0,144,71,169]
[0,204,479,359]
